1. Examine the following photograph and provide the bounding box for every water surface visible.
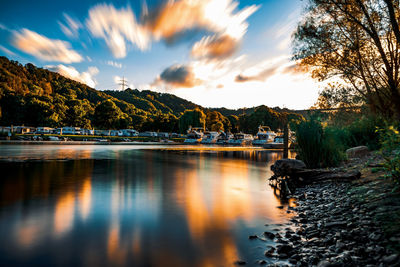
[0,145,293,266]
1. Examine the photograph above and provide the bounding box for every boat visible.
[201,131,219,144]
[216,132,233,145]
[227,133,254,146]
[263,135,285,149]
[252,125,277,146]
[184,127,204,144]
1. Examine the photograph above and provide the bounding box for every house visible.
[36,127,55,134]
[121,129,139,137]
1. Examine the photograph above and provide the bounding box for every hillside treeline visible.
[0,57,303,133]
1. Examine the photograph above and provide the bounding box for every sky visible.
[0,0,323,109]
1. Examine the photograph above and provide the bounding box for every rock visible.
[248,235,258,240]
[257,260,267,265]
[264,231,275,239]
[271,159,306,176]
[276,205,284,209]
[324,221,347,228]
[277,244,293,255]
[317,260,333,267]
[346,146,369,159]
[382,254,399,264]
[234,260,246,265]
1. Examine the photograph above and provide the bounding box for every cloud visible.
[46,65,98,88]
[235,65,278,82]
[234,56,301,83]
[191,34,238,60]
[0,23,11,32]
[145,0,259,60]
[155,64,202,88]
[13,29,83,63]
[106,61,122,68]
[86,4,150,58]
[84,1,258,60]
[58,13,82,38]
[0,45,16,57]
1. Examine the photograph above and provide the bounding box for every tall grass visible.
[295,119,346,168]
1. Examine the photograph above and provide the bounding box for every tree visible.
[93,99,131,129]
[227,115,239,133]
[178,108,206,133]
[293,0,400,118]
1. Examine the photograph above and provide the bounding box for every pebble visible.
[257,182,400,266]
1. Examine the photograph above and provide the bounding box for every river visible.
[0,144,294,266]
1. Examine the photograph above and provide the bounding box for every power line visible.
[118,76,128,91]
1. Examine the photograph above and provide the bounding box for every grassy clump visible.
[295,119,346,168]
[378,125,400,183]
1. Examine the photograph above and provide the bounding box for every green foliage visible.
[378,125,400,183]
[295,119,346,168]
[240,105,283,134]
[93,100,132,129]
[178,108,206,133]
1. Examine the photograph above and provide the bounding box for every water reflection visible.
[0,146,293,266]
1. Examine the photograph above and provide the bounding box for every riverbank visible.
[263,153,400,266]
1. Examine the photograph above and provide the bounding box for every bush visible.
[346,116,382,150]
[379,125,400,183]
[295,119,346,168]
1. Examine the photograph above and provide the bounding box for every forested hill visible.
[0,56,303,133]
[104,88,200,116]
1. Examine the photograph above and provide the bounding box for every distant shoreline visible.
[0,140,182,145]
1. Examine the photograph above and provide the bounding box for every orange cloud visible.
[157,64,202,88]
[85,1,258,59]
[13,29,83,63]
[191,34,238,60]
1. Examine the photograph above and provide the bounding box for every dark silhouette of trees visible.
[293,0,400,118]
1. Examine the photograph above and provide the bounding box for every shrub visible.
[379,125,400,183]
[295,119,346,168]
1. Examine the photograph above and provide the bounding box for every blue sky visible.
[0,0,322,109]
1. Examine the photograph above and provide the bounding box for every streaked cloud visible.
[46,65,98,88]
[85,1,258,60]
[86,4,150,58]
[58,13,82,38]
[155,64,202,88]
[191,34,237,60]
[234,56,294,83]
[13,29,83,63]
[106,61,122,68]
[0,45,16,56]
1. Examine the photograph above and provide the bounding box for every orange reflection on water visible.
[15,221,40,248]
[53,192,75,237]
[107,223,127,266]
[78,178,92,221]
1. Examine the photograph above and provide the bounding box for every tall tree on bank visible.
[293,0,400,118]
[178,108,206,133]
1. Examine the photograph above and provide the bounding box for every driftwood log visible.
[269,159,361,198]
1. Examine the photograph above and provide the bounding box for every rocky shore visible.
[253,154,400,267]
